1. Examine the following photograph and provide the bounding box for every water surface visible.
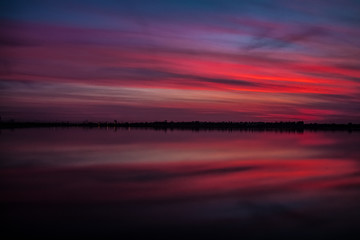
[1,128,360,239]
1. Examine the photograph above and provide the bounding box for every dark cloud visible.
[195,76,258,87]
[245,26,327,50]
[98,67,258,87]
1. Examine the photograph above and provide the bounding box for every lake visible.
[1,128,360,239]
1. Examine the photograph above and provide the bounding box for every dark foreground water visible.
[1,128,360,239]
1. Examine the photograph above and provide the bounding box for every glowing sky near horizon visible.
[1,0,360,122]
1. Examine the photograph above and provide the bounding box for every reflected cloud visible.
[1,129,360,238]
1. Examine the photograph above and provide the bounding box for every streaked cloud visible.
[1,0,359,122]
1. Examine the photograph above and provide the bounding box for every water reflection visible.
[1,129,360,239]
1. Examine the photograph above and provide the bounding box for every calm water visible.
[1,128,360,239]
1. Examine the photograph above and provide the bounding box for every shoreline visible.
[1,121,360,132]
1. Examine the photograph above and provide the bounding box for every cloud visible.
[1,1,360,122]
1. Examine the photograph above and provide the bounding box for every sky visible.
[1,0,360,122]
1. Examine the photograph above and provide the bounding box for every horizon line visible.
[2,120,360,131]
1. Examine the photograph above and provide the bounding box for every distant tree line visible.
[1,120,359,132]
